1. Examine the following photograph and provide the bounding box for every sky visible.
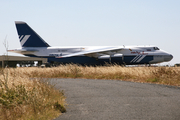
[0,0,179,65]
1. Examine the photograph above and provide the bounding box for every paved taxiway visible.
[53,79,180,120]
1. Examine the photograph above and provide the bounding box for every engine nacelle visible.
[98,54,124,64]
[111,54,123,58]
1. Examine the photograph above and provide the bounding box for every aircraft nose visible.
[164,54,173,62]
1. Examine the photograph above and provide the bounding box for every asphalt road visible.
[52,79,180,120]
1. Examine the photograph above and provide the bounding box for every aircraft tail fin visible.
[15,21,50,47]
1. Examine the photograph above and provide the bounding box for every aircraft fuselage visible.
[10,46,173,65]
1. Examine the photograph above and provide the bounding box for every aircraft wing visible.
[56,47,123,58]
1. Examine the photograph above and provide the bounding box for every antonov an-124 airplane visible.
[8,21,173,66]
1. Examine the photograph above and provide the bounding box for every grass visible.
[0,68,66,120]
[24,64,180,87]
[0,64,180,119]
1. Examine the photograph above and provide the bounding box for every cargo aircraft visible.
[8,21,173,65]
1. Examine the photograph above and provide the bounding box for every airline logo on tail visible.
[15,21,50,47]
[19,35,31,46]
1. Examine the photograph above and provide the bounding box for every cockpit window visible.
[154,47,159,50]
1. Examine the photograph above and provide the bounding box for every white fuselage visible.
[9,46,173,65]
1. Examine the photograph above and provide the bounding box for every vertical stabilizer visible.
[15,21,50,47]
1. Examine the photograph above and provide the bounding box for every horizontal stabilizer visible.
[8,49,38,54]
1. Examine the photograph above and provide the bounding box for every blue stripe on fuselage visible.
[124,55,153,65]
[23,54,154,65]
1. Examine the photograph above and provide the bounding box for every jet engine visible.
[98,54,124,64]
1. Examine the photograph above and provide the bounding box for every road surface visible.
[52,79,180,120]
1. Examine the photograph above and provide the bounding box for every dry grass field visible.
[0,68,66,120]
[24,64,180,86]
[0,64,180,120]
